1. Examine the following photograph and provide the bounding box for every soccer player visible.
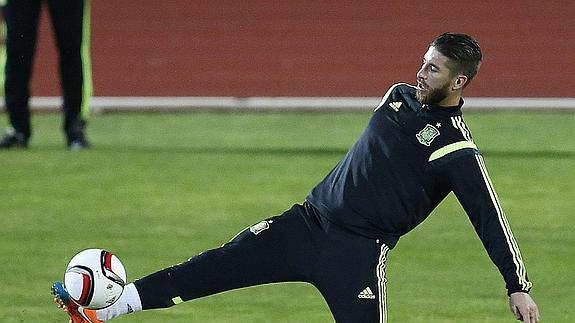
[53,33,540,322]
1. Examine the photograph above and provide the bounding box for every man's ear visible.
[452,75,468,90]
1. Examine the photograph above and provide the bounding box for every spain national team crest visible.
[416,124,440,146]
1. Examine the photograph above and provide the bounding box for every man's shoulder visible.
[375,82,417,111]
[393,82,417,92]
[386,82,416,97]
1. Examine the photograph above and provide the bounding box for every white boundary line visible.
[5,96,575,113]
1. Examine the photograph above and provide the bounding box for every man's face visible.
[415,46,455,105]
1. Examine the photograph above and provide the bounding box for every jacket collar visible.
[422,98,464,116]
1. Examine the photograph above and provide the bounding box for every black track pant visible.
[3,0,91,142]
[134,203,392,323]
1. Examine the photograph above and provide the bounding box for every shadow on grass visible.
[101,146,575,159]
[11,144,575,159]
[109,145,350,156]
[96,145,574,159]
[481,150,575,159]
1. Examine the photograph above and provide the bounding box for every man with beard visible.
[53,33,540,323]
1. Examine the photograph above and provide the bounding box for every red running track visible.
[28,1,575,97]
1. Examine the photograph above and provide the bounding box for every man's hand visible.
[509,292,540,322]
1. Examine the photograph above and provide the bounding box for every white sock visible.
[95,283,142,321]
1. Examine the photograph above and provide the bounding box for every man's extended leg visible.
[54,204,321,321]
[134,204,317,310]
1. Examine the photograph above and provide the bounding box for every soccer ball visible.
[64,249,127,309]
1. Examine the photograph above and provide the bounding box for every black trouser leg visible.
[46,0,88,143]
[134,205,317,309]
[132,203,388,322]
[3,0,42,140]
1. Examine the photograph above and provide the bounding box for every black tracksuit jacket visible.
[307,83,532,295]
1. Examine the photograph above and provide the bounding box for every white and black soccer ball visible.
[64,249,127,309]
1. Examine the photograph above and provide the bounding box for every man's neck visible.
[438,93,462,107]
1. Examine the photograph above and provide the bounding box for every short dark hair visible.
[431,33,482,85]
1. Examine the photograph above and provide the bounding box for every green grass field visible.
[0,111,573,322]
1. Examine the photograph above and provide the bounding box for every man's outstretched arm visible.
[442,152,539,321]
